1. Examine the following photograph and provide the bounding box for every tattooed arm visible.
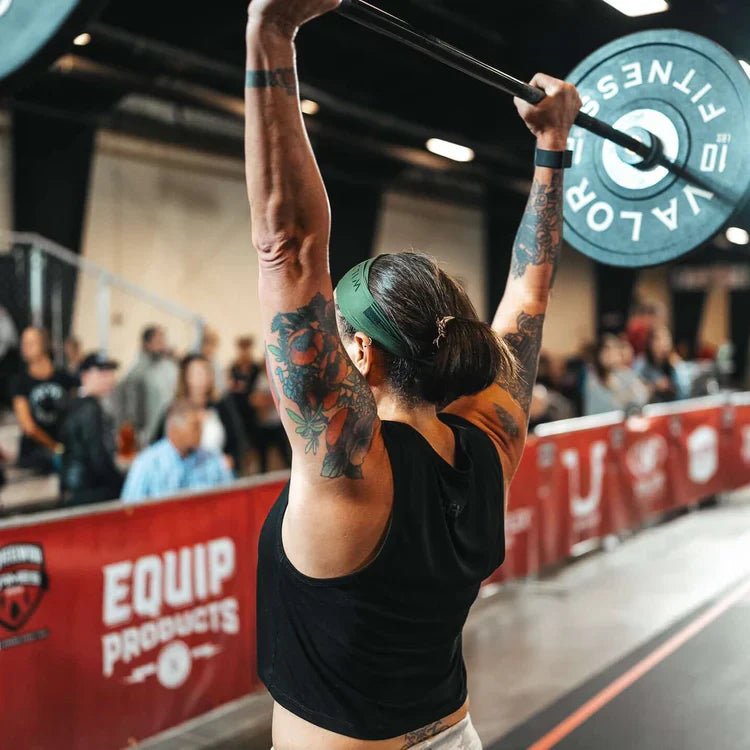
[244,2,385,489]
[445,75,581,486]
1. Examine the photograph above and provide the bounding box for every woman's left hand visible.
[247,0,341,37]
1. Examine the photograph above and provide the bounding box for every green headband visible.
[335,257,412,359]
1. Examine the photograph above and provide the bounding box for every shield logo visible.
[0,543,49,632]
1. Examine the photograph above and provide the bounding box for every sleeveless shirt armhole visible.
[438,413,505,489]
[275,449,398,588]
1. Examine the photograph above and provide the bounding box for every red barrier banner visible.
[663,404,725,506]
[728,398,750,489]
[488,439,539,584]
[535,417,625,560]
[0,480,285,750]
[622,414,674,522]
[535,436,568,567]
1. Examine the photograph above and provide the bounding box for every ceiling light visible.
[300,99,320,116]
[726,227,750,245]
[600,0,669,17]
[740,60,750,79]
[73,32,91,46]
[426,138,475,163]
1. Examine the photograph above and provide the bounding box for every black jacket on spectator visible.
[60,396,124,506]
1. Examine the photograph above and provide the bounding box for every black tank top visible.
[256,414,505,740]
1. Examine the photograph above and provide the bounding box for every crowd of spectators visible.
[0,298,734,511]
[0,314,291,510]
[529,301,728,431]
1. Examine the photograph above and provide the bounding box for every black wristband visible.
[535,147,573,169]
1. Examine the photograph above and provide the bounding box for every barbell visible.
[338,0,750,268]
[2,0,750,267]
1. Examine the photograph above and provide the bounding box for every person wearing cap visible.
[60,353,124,506]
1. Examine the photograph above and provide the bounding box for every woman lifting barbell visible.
[245,1,581,747]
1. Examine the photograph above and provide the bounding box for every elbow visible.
[251,193,329,271]
[253,229,325,273]
[253,230,303,271]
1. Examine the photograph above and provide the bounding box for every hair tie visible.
[433,316,456,349]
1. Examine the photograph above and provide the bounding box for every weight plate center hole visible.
[602,108,680,190]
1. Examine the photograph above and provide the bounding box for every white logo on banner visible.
[687,426,718,484]
[505,507,533,549]
[0,1,13,19]
[101,538,239,689]
[561,441,607,528]
[626,434,668,503]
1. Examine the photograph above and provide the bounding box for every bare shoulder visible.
[443,383,528,486]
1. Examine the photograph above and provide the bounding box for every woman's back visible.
[257,415,504,741]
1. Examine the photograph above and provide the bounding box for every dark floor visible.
[492,579,750,749]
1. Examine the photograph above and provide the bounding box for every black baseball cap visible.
[79,352,119,373]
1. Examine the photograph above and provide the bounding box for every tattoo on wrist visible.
[499,311,545,414]
[246,68,297,95]
[511,171,563,282]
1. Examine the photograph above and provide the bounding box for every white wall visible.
[636,266,671,314]
[0,112,11,235]
[543,250,596,356]
[699,284,728,348]
[76,131,258,369]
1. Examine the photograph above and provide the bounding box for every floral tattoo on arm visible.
[267,293,377,480]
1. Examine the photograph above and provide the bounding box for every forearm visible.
[493,164,564,327]
[245,23,330,259]
[492,163,565,412]
[13,399,58,450]
[24,424,58,450]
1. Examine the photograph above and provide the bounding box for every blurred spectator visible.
[536,352,556,390]
[0,305,19,410]
[251,365,291,474]
[11,327,78,474]
[557,352,588,418]
[229,337,260,397]
[200,327,226,395]
[611,338,650,414]
[626,300,666,356]
[0,446,6,491]
[153,354,245,470]
[229,336,261,452]
[528,383,575,431]
[63,336,83,376]
[122,400,233,504]
[117,325,178,447]
[60,353,124,506]
[527,352,576,430]
[583,334,626,416]
[696,342,718,361]
[634,325,685,402]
